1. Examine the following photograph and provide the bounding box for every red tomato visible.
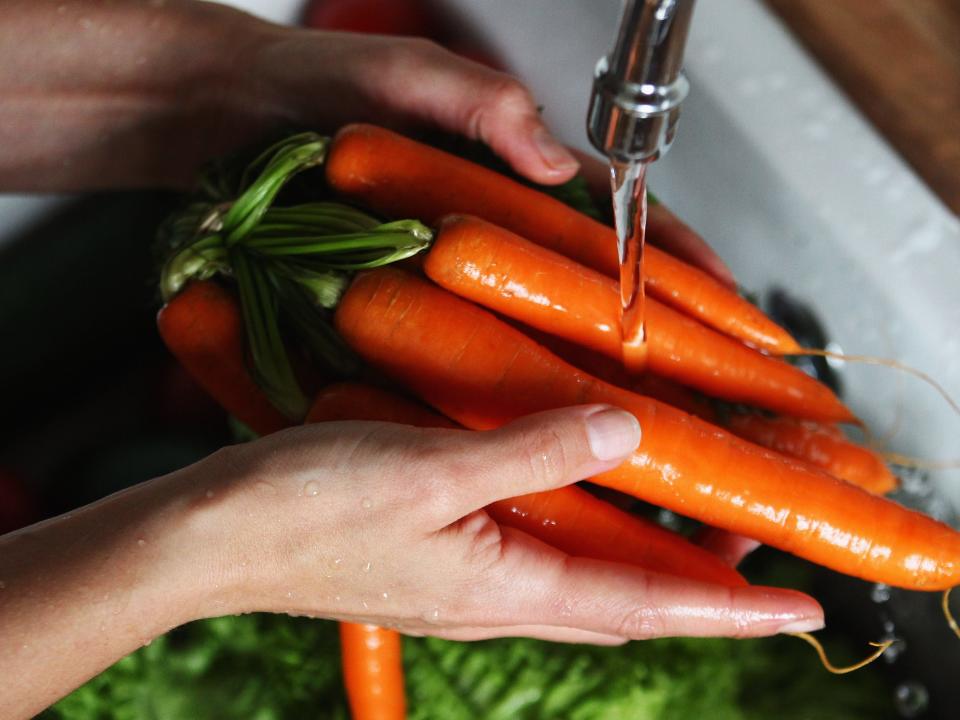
[303,0,439,37]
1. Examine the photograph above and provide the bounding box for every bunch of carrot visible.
[156,125,958,719]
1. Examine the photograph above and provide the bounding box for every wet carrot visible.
[624,375,893,494]
[156,281,289,436]
[339,623,406,720]
[307,382,745,587]
[334,268,960,591]
[423,215,851,422]
[725,414,897,496]
[325,123,799,353]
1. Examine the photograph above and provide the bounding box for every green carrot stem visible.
[232,249,309,421]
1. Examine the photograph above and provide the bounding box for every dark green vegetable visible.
[44,611,894,720]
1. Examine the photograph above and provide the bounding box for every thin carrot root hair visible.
[944,588,960,640]
[789,632,894,675]
[790,348,960,470]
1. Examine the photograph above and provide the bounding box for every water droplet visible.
[878,620,906,664]
[361,600,369,610]
[21,643,28,650]
[334,558,343,566]
[142,638,153,647]
[894,681,929,718]
[422,607,441,623]
[137,539,147,548]
[334,595,341,602]
[361,497,373,510]
[870,583,891,603]
[541,518,557,528]
[363,561,372,573]
[381,591,389,600]
[657,509,681,530]
[285,591,293,599]
[303,481,321,497]
[205,489,214,499]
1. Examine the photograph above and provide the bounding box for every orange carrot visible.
[325,123,799,353]
[625,374,894,494]
[307,382,745,587]
[725,414,897,495]
[334,268,960,591]
[339,623,406,720]
[307,382,448,427]
[423,215,851,422]
[156,281,289,436]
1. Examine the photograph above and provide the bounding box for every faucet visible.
[587,0,696,165]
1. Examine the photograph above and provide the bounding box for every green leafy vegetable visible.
[46,609,893,720]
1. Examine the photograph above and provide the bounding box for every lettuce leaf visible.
[45,608,893,720]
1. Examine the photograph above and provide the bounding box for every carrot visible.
[334,268,960,591]
[339,623,406,720]
[423,215,852,422]
[629,374,895,495]
[307,383,745,587]
[725,414,897,496]
[156,281,289,436]
[325,123,799,354]
[307,382,448,427]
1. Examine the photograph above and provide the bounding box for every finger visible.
[646,204,737,290]
[569,147,613,206]
[370,40,580,184]
[426,625,626,646]
[473,528,823,639]
[694,527,762,567]
[423,405,641,523]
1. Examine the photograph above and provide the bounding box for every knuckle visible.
[464,77,533,141]
[391,429,478,521]
[520,428,569,488]
[488,77,534,112]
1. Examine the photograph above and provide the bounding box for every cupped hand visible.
[246,28,580,185]
[197,405,823,644]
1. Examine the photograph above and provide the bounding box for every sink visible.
[440,0,960,513]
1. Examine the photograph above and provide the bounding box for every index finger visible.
[475,528,824,639]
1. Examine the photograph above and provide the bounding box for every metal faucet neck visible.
[587,0,696,164]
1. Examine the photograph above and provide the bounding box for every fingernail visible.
[532,128,579,172]
[586,407,641,461]
[777,617,825,634]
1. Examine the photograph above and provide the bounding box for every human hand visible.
[1,1,579,191]
[244,28,581,185]
[198,405,823,643]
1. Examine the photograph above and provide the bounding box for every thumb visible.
[433,405,640,524]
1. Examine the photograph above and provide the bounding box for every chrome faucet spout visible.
[587,0,696,164]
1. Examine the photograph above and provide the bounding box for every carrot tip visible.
[943,588,960,640]
[789,631,893,674]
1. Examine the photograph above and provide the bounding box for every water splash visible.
[894,681,929,718]
[610,160,649,372]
